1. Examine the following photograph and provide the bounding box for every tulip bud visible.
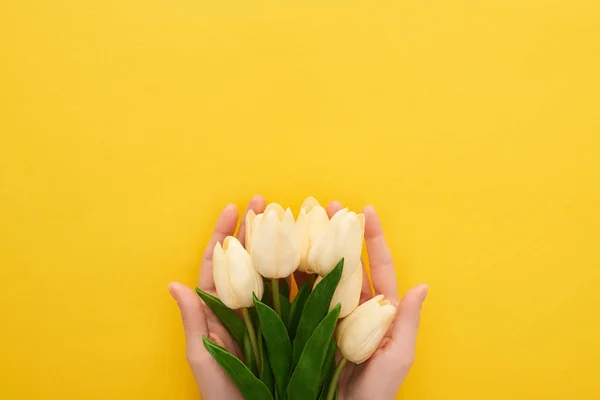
[314,259,363,318]
[296,197,329,274]
[246,202,301,278]
[213,236,264,309]
[308,208,365,276]
[336,295,397,364]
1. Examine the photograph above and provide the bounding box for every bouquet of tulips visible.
[195,198,397,400]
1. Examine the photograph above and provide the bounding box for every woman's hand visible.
[323,202,428,400]
[169,196,267,400]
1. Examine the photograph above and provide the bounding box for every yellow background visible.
[1,1,599,399]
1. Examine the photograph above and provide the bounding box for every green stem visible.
[241,308,261,371]
[325,358,347,400]
[271,278,282,318]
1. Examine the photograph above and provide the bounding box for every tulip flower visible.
[314,259,363,318]
[335,295,397,364]
[296,197,329,274]
[212,235,263,370]
[245,202,300,318]
[245,202,301,279]
[307,208,365,277]
[213,236,264,309]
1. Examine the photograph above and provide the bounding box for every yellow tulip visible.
[246,202,300,278]
[336,295,397,364]
[307,208,365,276]
[212,236,264,309]
[314,258,363,318]
[296,197,329,274]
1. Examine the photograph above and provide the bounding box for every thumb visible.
[390,284,428,373]
[168,282,209,364]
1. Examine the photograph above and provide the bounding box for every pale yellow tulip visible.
[336,295,397,364]
[296,197,329,274]
[314,258,363,318]
[212,236,263,309]
[246,202,300,278]
[307,208,365,276]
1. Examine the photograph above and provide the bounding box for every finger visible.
[198,204,239,291]
[236,195,266,246]
[390,284,428,372]
[168,282,209,362]
[326,200,343,218]
[364,205,399,303]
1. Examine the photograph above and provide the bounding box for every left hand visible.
[169,196,267,400]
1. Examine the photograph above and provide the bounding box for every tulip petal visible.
[339,304,395,364]
[296,209,309,270]
[329,207,349,223]
[245,209,256,251]
[252,211,280,278]
[334,212,364,264]
[332,260,363,318]
[213,241,238,309]
[308,221,339,276]
[301,196,321,212]
[308,206,329,244]
[227,239,260,308]
[264,202,286,219]
[276,209,300,277]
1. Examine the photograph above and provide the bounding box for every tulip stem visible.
[271,279,282,319]
[241,308,261,372]
[325,357,347,400]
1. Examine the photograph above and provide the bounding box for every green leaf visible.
[292,259,344,365]
[202,336,274,400]
[195,288,245,345]
[280,294,291,327]
[254,294,292,399]
[317,339,337,400]
[280,278,290,299]
[287,304,342,400]
[287,284,310,340]
[259,324,274,395]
